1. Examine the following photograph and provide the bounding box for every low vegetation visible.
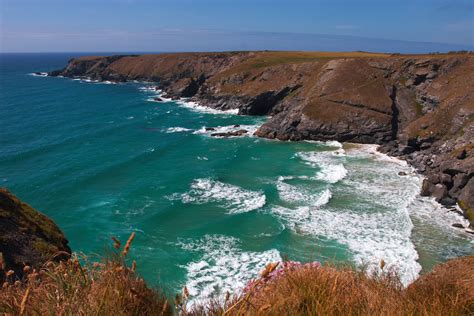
[0,233,171,315]
[239,51,390,69]
[1,233,473,315]
[190,257,474,315]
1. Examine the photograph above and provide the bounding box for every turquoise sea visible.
[1,53,472,301]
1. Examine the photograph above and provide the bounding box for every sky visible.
[1,0,473,53]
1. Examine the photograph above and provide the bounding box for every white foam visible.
[193,124,260,137]
[80,78,100,83]
[138,86,160,92]
[315,163,348,183]
[271,203,421,285]
[346,144,408,167]
[296,151,348,184]
[300,207,420,285]
[336,146,422,283]
[176,99,239,115]
[178,235,281,306]
[172,178,266,214]
[326,140,343,148]
[276,176,332,206]
[271,205,311,226]
[29,72,48,77]
[166,127,193,133]
[138,85,239,115]
[410,196,471,232]
[303,140,343,149]
[147,97,167,102]
[271,144,427,285]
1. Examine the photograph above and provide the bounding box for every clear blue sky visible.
[1,0,473,53]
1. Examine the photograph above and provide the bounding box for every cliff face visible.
[50,52,474,226]
[0,188,71,278]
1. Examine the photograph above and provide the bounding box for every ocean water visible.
[1,53,472,302]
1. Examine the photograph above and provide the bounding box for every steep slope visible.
[50,51,474,226]
[0,188,71,279]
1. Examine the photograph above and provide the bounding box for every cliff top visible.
[0,188,71,279]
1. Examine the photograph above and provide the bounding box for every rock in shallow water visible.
[211,129,248,137]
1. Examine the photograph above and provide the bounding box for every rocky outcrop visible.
[50,51,474,226]
[378,57,474,226]
[0,188,71,279]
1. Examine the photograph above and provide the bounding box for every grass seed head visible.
[111,236,121,249]
[260,262,279,278]
[123,232,136,257]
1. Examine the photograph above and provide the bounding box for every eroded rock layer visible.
[50,52,474,226]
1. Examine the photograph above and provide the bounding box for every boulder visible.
[432,183,448,202]
[0,188,71,279]
[439,197,456,206]
[458,179,474,228]
[427,173,440,184]
[440,173,453,188]
[420,179,433,196]
[453,173,470,190]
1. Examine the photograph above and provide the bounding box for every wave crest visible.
[172,178,266,214]
[178,235,281,306]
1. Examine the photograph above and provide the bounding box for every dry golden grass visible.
[190,256,474,316]
[0,233,171,316]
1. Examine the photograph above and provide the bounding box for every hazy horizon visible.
[1,30,473,55]
[1,0,473,53]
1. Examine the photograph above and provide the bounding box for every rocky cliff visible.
[50,51,474,226]
[0,188,71,279]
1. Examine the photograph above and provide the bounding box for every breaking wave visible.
[270,144,449,285]
[170,178,266,214]
[166,127,193,133]
[276,176,332,206]
[193,124,260,137]
[296,151,348,184]
[176,99,239,115]
[29,72,48,77]
[178,235,281,306]
[139,86,239,115]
